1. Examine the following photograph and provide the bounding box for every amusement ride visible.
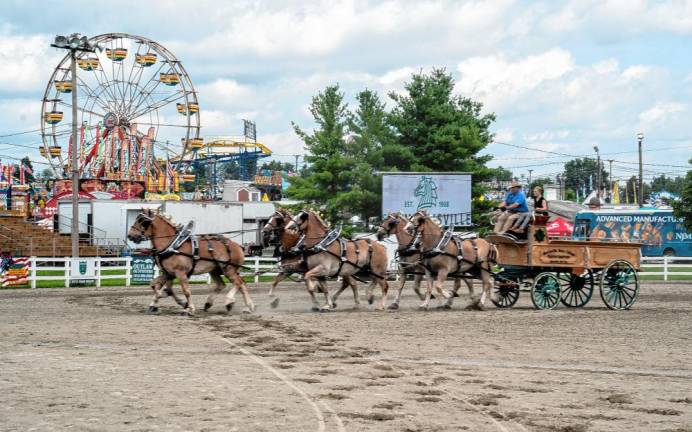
[39,33,271,193]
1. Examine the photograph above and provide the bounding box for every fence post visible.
[30,256,36,289]
[64,257,70,288]
[254,256,260,284]
[125,257,131,287]
[96,258,102,288]
[663,256,668,281]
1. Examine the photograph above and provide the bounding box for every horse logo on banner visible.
[414,176,438,210]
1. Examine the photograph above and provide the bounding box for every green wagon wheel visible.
[599,260,640,310]
[558,270,594,308]
[531,273,561,310]
[491,274,520,308]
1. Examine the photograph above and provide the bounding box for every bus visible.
[572,208,691,257]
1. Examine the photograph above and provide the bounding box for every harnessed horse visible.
[262,209,361,310]
[127,209,255,315]
[377,212,475,309]
[404,210,497,309]
[285,209,389,311]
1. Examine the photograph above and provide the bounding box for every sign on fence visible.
[131,255,156,283]
[70,258,96,280]
[382,172,473,226]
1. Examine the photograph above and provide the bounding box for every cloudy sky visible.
[0,0,690,182]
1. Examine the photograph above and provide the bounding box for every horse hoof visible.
[387,303,399,310]
[204,302,212,312]
[430,294,436,300]
[319,307,331,313]
[269,297,280,309]
[453,291,460,298]
[418,305,428,311]
[367,296,374,305]
[180,311,191,317]
[331,302,337,309]
[465,302,484,311]
[375,307,384,311]
[242,308,252,314]
[226,303,234,312]
[146,306,158,314]
[311,306,320,312]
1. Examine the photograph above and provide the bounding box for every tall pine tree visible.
[388,69,497,228]
[286,85,354,222]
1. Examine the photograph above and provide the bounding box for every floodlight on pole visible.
[637,132,644,207]
[50,33,95,259]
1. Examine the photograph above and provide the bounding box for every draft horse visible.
[285,209,389,311]
[261,208,360,310]
[127,208,255,315]
[377,212,475,309]
[404,210,497,309]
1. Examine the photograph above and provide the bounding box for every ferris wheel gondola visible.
[40,33,202,180]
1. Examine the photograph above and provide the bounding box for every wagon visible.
[486,215,642,310]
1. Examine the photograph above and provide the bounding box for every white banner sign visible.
[71,258,96,279]
[382,173,472,226]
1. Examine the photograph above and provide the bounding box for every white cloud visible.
[638,102,686,126]
[197,79,257,110]
[0,33,61,93]
[455,48,574,111]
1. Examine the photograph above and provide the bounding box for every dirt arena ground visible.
[1,281,691,432]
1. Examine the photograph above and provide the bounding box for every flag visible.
[612,182,620,205]
[19,165,25,184]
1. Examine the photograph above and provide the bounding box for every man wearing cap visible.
[494,181,529,233]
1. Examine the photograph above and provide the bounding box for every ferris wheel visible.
[40,33,202,180]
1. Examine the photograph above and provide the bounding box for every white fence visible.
[639,256,692,281]
[19,255,692,288]
[27,256,281,288]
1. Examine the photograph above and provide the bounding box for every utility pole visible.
[51,33,96,258]
[637,133,644,207]
[607,159,613,202]
[593,145,601,199]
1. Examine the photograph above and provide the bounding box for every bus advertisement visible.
[572,209,691,257]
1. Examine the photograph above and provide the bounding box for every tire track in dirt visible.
[217,330,344,432]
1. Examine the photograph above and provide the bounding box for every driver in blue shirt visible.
[494,181,529,233]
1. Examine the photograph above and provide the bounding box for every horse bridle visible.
[289,210,309,233]
[131,212,154,238]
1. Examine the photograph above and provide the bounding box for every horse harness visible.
[151,220,243,277]
[419,230,485,276]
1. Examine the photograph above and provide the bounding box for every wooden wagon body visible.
[486,215,642,310]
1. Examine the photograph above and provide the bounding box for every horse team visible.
[127,207,497,315]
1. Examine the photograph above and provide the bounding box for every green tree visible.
[341,89,399,223]
[493,166,513,182]
[286,85,354,223]
[650,174,685,196]
[40,168,53,179]
[388,69,497,228]
[259,161,294,173]
[563,158,609,197]
[672,159,692,231]
[388,68,495,175]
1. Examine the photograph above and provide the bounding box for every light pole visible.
[607,159,613,202]
[593,145,601,199]
[528,169,533,189]
[51,34,96,258]
[637,132,644,207]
